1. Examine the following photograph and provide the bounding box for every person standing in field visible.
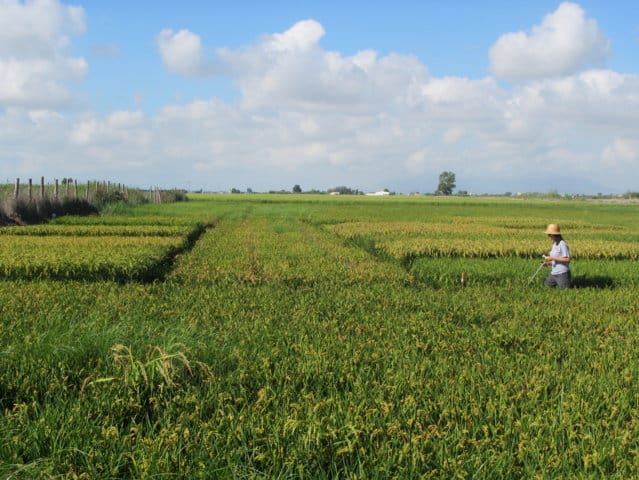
[542,223,571,288]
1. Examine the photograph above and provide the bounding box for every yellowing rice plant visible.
[328,221,639,259]
[0,235,186,281]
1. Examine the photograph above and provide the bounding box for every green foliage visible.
[329,186,362,195]
[436,171,456,195]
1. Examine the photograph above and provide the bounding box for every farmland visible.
[1,194,639,478]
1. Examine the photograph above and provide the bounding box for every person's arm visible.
[544,242,570,264]
[544,254,570,264]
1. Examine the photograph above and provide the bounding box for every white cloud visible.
[405,149,430,175]
[157,19,429,111]
[107,111,145,129]
[70,111,149,149]
[443,127,465,145]
[0,57,87,107]
[216,21,430,111]
[0,0,85,58]
[505,70,639,137]
[266,19,325,52]
[602,138,639,167]
[4,13,639,194]
[490,2,610,81]
[157,29,206,76]
[0,0,87,108]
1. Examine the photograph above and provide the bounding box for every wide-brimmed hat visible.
[545,223,561,235]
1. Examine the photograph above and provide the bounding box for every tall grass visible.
[1,196,97,224]
[0,182,188,225]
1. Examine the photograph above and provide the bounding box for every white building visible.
[366,191,391,196]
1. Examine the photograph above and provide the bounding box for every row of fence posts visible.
[11,178,163,203]
[12,177,129,201]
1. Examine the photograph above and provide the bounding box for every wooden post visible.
[74,179,78,200]
[54,179,59,200]
[40,176,45,198]
[14,178,19,199]
[28,178,32,202]
[86,180,90,201]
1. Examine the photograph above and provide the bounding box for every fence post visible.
[74,179,78,200]
[54,179,59,200]
[40,176,45,199]
[28,178,33,202]
[86,180,90,201]
[14,178,19,199]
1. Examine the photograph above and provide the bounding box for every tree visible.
[330,186,356,195]
[436,171,456,195]
[292,184,302,193]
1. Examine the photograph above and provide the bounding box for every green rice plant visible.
[409,257,639,288]
[50,214,203,227]
[169,216,408,286]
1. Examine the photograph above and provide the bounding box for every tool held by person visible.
[528,256,547,284]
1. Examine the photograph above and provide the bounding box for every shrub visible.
[0,197,98,225]
[160,189,188,203]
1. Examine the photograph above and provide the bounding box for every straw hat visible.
[545,223,561,235]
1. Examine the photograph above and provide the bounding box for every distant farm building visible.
[366,191,391,196]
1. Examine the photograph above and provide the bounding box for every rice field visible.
[1,194,638,478]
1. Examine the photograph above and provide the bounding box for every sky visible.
[1,1,638,194]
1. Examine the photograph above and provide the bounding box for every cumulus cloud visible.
[490,2,611,81]
[266,19,325,52]
[157,19,429,111]
[157,29,206,76]
[70,111,149,149]
[504,70,639,138]
[0,0,85,58]
[0,57,87,107]
[4,11,639,194]
[216,20,430,111]
[0,0,87,108]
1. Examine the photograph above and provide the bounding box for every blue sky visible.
[1,1,638,194]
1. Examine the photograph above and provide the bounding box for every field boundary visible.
[142,221,216,283]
